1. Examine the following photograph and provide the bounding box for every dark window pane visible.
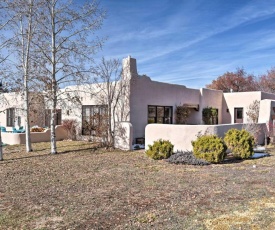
[157,107,164,117]
[164,117,171,124]
[157,117,163,123]
[148,106,156,117]
[164,107,171,117]
[44,109,62,127]
[236,108,243,119]
[84,107,89,116]
[148,106,172,124]
[57,109,62,125]
[82,105,108,135]
[6,108,15,127]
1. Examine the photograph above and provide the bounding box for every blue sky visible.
[95,0,275,88]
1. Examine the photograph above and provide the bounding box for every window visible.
[45,109,62,127]
[6,108,15,127]
[236,108,243,119]
[148,106,172,124]
[82,105,108,135]
[234,107,243,123]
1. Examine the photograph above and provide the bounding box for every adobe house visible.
[124,57,275,144]
[1,56,275,148]
[0,92,45,130]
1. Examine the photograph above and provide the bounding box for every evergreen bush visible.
[202,107,218,125]
[192,135,227,163]
[175,105,191,124]
[224,128,255,159]
[146,139,174,160]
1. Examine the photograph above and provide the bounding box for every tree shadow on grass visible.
[220,153,271,165]
[58,147,100,155]
[0,147,99,163]
[220,158,244,164]
[33,142,98,152]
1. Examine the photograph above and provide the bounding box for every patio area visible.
[1,125,67,145]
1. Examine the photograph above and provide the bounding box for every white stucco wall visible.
[0,93,23,127]
[258,99,275,123]
[145,123,266,152]
[222,91,275,125]
[223,92,262,123]
[60,81,131,138]
[4,57,275,150]
[129,75,202,141]
[0,92,45,128]
[1,125,67,145]
[114,122,133,150]
[199,88,223,124]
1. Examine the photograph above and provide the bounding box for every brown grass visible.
[0,141,275,229]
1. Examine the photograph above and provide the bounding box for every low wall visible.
[145,123,266,152]
[114,122,133,150]
[1,125,67,145]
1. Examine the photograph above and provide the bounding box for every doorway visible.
[234,108,243,123]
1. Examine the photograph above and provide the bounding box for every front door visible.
[234,108,243,123]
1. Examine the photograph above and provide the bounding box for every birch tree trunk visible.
[50,108,57,154]
[22,0,35,152]
[108,100,112,147]
[50,0,57,154]
[0,128,3,161]
[0,0,42,152]
[33,0,105,153]
[24,90,32,152]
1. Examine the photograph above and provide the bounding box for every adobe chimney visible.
[122,56,137,77]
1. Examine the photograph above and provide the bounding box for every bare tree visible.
[0,0,46,152]
[258,68,275,94]
[246,100,260,123]
[34,0,105,154]
[91,57,130,147]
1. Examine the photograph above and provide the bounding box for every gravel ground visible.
[166,151,210,165]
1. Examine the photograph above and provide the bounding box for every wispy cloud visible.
[97,0,275,88]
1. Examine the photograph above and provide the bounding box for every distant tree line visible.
[206,67,275,93]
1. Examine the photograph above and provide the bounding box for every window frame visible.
[148,105,173,124]
[235,107,243,119]
[44,109,62,127]
[6,108,15,127]
[82,105,108,136]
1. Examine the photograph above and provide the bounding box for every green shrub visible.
[146,139,174,160]
[224,128,255,159]
[192,135,227,163]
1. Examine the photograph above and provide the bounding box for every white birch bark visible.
[22,0,35,152]
[0,128,3,161]
[38,0,105,153]
[0,0,43,152]
[50,0,57,154]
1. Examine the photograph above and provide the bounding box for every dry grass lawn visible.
[0,141,275,229]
